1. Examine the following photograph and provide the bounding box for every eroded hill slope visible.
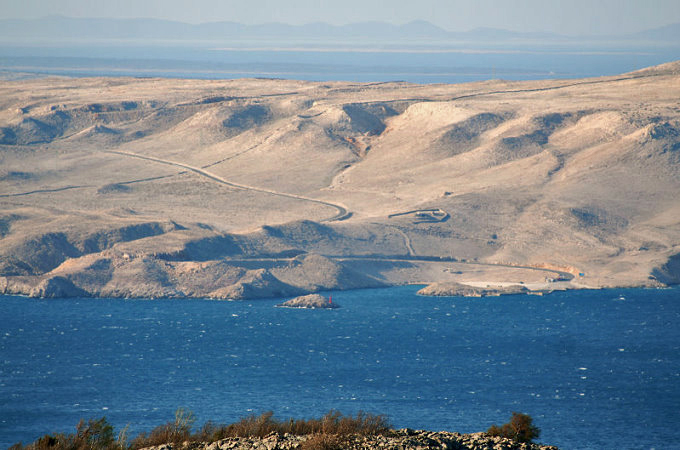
[1,64,679,298]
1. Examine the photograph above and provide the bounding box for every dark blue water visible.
[1,287,679,449]
[2,44,680,83]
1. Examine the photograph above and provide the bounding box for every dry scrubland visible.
[12,410,556,450]
[1,62,680,299]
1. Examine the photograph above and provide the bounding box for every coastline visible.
[0,280,674,302]
[1,65,679,300]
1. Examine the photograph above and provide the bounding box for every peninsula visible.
[1,61,679,299]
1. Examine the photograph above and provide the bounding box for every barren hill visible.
[1,63,679,298]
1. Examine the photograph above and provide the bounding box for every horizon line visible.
[1,15,678,39]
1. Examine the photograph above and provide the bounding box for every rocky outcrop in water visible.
[418,282,530,297]
[277,293,339,309]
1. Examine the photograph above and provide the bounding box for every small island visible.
[276,293,339,309]
[417,282,534,297]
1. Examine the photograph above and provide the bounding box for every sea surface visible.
[1,287,679,449]
[1,43,680,83]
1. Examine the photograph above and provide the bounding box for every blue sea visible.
[1,43,680,83]
[1,287,679,449]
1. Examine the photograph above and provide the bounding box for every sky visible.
[1,0,680,36]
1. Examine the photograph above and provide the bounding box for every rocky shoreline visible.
[276,293,339,309]
[146,429,558,450]
[417,282,533,297]
[3,65,680,300]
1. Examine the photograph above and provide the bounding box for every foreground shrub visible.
[12,409,391,449]
[130,408,196,448]
[205,410,391,440]
[299,433,347,450]
[10,417,125,450]
[486,412,540,443]
[221,410,280,439]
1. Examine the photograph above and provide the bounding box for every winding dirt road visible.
[104,150,351,222]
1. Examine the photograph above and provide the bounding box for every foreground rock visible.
[418,282,531,297]
[277,293,339,309]
[148,430,558,449]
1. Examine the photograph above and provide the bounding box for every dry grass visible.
[10,417,125,450]
[130,408,195,448]
[299,433,347,450]
[191,410,391,443]
[12,410,391,449]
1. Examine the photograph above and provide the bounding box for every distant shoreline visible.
[2,43,677,85]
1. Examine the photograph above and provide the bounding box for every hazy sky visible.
[2,0,680,35]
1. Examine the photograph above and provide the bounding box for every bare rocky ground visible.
[146,430,558,450]
[277,293,339,308]
[417,282,531,297]
[1,62,680,299]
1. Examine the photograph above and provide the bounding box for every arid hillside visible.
[1,62,679,298]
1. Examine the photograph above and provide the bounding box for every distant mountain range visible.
[1,15,679,45]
